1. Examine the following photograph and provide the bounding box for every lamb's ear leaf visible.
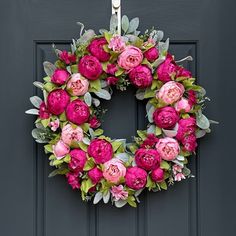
[43,61,56,77]
[121,15,129,33]
[30,96,42,108]
[127,17,139,33]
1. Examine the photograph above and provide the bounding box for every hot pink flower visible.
[106,76,119,86]
[61,124,84,145]
[111,185,128,201]
[87,37,110,62]
[175,98,192,112]
[39,102,50,119]
[157,81,185,104]
[135,148,161,171]
[88,167,103,184]
[47,89,70,115]
[176,117,196,141]
[144,47,159,62]
[108,35,126,52]
[141,134,159,149]
[88,116,101,129]
[151,168,164,183]
[118,46,143,70]
[103,159,126,184]
[129,65,153,88]
[53,140,70,159]
[188,90,197,106]
[50,119,59,132]
[176,65,192,78]
[59,50,76,64]
[153,106,179,129]
[106,63,118,75]
[125,167,147,190]
[66,99,90,125]
[156,137,180,161]
[51,69,70,85]
[182,134,197,152]
[66,172,80,189]
[88,139,113,164]
[68,149,87,172]
[66,73,89,96]
[78,55,103,80]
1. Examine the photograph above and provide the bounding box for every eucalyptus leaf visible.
[92,98,100,107]
[195,129,206,138]
[110,14,118,33]
[196,113,210,130]
[84,92,92,106]
[115,153,129,163]
[147,125,155,134]
[82,137,91,145]
[33,81,44,90]
[94,89,111,100]
[43,61,56,77]
[127,17,139,33]
[121,15,129,33]
[114,199,127,208]
[25,108,39,115]
[147,106,155,123]
[135,89,145,100]
[30,96,42,108]
[93,192,103,204]
[103,191,110,204]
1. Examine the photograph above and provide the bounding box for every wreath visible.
[26,15,213,208]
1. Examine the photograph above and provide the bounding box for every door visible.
[0,0,235,236]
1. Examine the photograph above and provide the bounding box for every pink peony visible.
[175,98,192,112]
[182,134,197,152]
[47,89,70,115]
[151,168,164,183]
[59,50,76,64]
[39,102,50,119]
[53,140,70,159]
[103,159,126,183]
[144,47,159,62]
[66,73,89,96]
[125,167,147,190]
[78,55,103,80]
[141,134,159,149]
[88,167,103,184]
[176,65,192,78]
[153,106,179,129]
[87,37,110,62]
[68,149,87,172]
[106,63,118,75]
[61,124,84,145]
[66,99,90,125]
[51,69,70,85]
[135,148,161,171]
[50,119,59,132]
[88,116,101,129]
[157,81,185,104]
[111,185,128,201]
[156,137,180,161]
[108,35,126,52]
[118,46,143,70]
[129,65,153,88]
[156,54,177,82]
[176,117,196,141]
[66,172,80,189]
[106,76,119,86]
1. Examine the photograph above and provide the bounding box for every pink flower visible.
[175,98,192,112]
[78,55,103,80]
[156,54,177,82]
[50,119,59,131]
[106,76,119,86]
[88,139,113,164]
[103,159,126,184]
[176,65,192,78]
[182,134,197,152]
[88,167,103,184]
[129,65,153,88]
[47,89,70,115]
[157,81,185,104]
[51,69,70,85]
[176,117,196,141]
[174,173,185,182]
[53,140,70,159]
[144,47,159,62]
[156,137,180,161]
[172,164,183,175]
[66,172,80,189]
[141,134,159,149]
[135,148,161,171]
[188,90,197,106]
[68,149,87,172]
[108,35,126,52]
[118,46,143,70]
[61,124,84,145]
[87,37,110,62]
[151,168,164,183]
[89,116,101,129]
[106,64,118,75]
[66,99,90,125]
[39,102,50,119]
[111,185,128,201]
[59,50,76,64]
[153,106,179,129]
[125,167,147,190]
[66,73,89,96]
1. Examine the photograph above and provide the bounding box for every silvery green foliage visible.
[92,98,100,107]
[121,15,129,33]
[33,81,44,90]
[76,26,95,46]
[110,14,118,33]
[82,137,91,145]
[146,102,155,123]
[76,22,85,37]
[100,80,108,88]
[88,128,95,139]
[25,108,39,115]
[158,38,169,54]
[31,128,50,143]
[127,17,139,34]
[71,39,77,54]
[43,61,56,77]
[103,191,110,204]
[172,159,184,168]
[115,153,129,162]
[94,89,111,100]
[162,124,178,138]
[177,155,185,161]
[150,30,164,43]
[196,111,210,130]
[147,124,155,134]
[135,89,145,100]
[114,199,127,208]
[121,15,139,35]
[93,192,103,204]
[196,129,206,138]
[52,43,62,57]
[84,92,92,106]
[30,96,42,108]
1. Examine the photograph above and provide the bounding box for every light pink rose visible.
[103,159,126,184]
[61,124,84,145]
[118,46,143,70]
[53,140,70,159]
[175,98,192,112]
[157,81,185,104]
[156,137,180,161]
[66,73,89,96]
[108,35,126,52]
[50,119,59,132]
[111,185,128,201]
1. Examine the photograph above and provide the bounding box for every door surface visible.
[0,0,235,236]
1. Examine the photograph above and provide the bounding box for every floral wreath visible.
[26,15,214,208]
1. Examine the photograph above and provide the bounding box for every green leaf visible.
[48,167,69,177]
[81,179,94,193]
[121,15,129,33]
[41,118,50,128]
[43,76,51,82]
[78,141,88,151]
[43,82,57,92]
[160,161,170,170]
[44,144,53,153]
[63,154,71,163]
[83,158,95,171]
[112,141,122,152]
[151,80,159,90]
[155,126,162,136]
[52,159,64,166]
[94,129,104,136]
[115,67,125,76]
[81,123,89,132]
[144,88,155,98]
[137,130,147,140]
[127,196,137,207]
[159,181,167,190]
[104,31,112,43]
[59,112,67,121]
[89,79,101,92]
[70,64,78,74]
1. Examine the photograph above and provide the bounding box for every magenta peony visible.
[88,116,101,129]
[78,55,103,80]
[135,148,161,171]
[51,69,70,85]
[125,167,147,190]
[66,99,90,125]
[68,149,87,172]
[61,124,84,145]
[87,37,110,62]
[88,167,103,184]
[88,139,113,164]
[66,172,80,189]
[141,134,159,149]
[39,102,50,119]
[153,106,179,129]
[151,168,164,183]
[144,47,159,62]
[175,98,192,112]
[106,76,119,85]
[59,50,76,64]
[53,140,70,159]
[176,65,192,78]
[106,63,118,75]
[188,90,197,106]
[111,185,128,201]
[108,35,126,52]
[129,65,153,88]
[176,117,196,141]
[182,134,197,152]
[47,89,70,115]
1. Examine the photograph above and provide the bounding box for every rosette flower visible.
[151,168,164,183]
[59,50,76,64]
[53,140,70,159]
[176,65,192,78]
[51,69,70,85]
[61,124,84,145]
[66,99,90,125]
[68,149,87,172]
[125,167,147,190]
[182,133,197,152]
[87,139,113,164]
[129,65,153,88]
[175,98,192,112]
[176,117,196,141]
[88,116,101,129]
[88,167,103,184]
[144,47,159,62]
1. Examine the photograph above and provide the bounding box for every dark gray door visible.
[1,0,235,236]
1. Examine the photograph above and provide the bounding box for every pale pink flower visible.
[111,185,128,201]
[61,124,84,145]
[172,164,182,175]
[174,173,186,182]
[108,35,126,52]
[53,140,70,159]
[50,119,60,132]
[175,97,192,112]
